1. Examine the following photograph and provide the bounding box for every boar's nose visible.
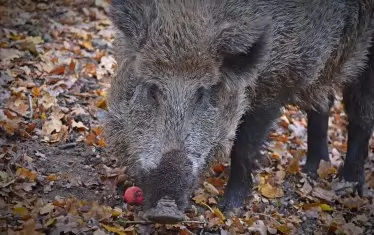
[144,197,185,224]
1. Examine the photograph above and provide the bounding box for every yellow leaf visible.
[276,224,292,234]
[259,183,284,199]
[44,218,56,227]
[213,208,226,221]
[96,98,107,110]
[320,203,334,212]
[198,201,214,212]
[112,208,122,217]
[13,206,28,217]
[41,113,47,120]
[100,223,126,235]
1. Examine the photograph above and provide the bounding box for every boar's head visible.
[106,0,271,223]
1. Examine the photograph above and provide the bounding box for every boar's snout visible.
[137,150,197,223]
[144,197,186,224]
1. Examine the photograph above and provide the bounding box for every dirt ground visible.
[1,0,374,234]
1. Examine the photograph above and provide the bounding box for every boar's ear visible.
[212,2,271,80]
[110,0,155,48]
[217,27,271,77]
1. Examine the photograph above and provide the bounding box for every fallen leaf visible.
[100,223,126,235]
[42,118,63,135]
[213,207,226,221]
[50,65,66,75]
[47,174,58,181]
[317,160,337,179]
[276,224,292,234]
[96,98,107,110]
[203,181,219,195]
[44,218,56,227]
[82,40,94,51]
[212,164,225,174]
[259,183,284,199]
[339,196,366,209]
[320,203,334,212]
[0,48,24,66]
[40,203,55,215]
[286,150,304,174]
[312,187,335,202]
[247,220,267,235]
[84,63,96,77]
[112,207,122,217]
[340,222,364,235]
[13,206,29,218]
[16,167,37,181]
[192,194,208,204]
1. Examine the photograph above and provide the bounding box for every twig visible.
[59,142,78,150]
[1,179,15,188]
[118,220,205,225]
[27,94,33,119]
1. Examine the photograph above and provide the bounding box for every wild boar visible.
[106,0,374,223]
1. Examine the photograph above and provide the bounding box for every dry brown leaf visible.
[311,187,335,202]
[32,87,41,97]
[40,203,55,215]
[82,40,94,51]
[259,183,284,199]
[42,118,62,135]
[84,63,97,77]
[286,150,304,174]
[192,194,208,204]
[39,93,57,109]
[203,181,219,195]
[317,160,337,179]
[339,196,366,209]
[50,65,66,75]
[47,174,58,181]
[340,222,364,235]
[71,119,88,131]
[16,167,37,181]
[212,163,225,174]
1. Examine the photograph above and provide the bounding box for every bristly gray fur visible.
[105,0,374,211]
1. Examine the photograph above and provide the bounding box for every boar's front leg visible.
[222,102,281,211]
[303,95,334,176]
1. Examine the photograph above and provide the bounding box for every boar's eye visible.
[195,86,205,105]
[209,84,221,108]
[147,83,162,105]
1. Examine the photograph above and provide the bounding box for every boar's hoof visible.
[338,165,365,197]
[144,198,185,224]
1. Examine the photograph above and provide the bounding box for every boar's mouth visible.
[135,150,196,223]
[143,198,186,224]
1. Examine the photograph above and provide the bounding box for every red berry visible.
[123,186,144,205]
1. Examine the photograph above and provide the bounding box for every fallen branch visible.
[118,219,205,225]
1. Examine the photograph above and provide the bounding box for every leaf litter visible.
[1,0,373,234]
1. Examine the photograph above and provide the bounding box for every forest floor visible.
[0,0,373,234]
